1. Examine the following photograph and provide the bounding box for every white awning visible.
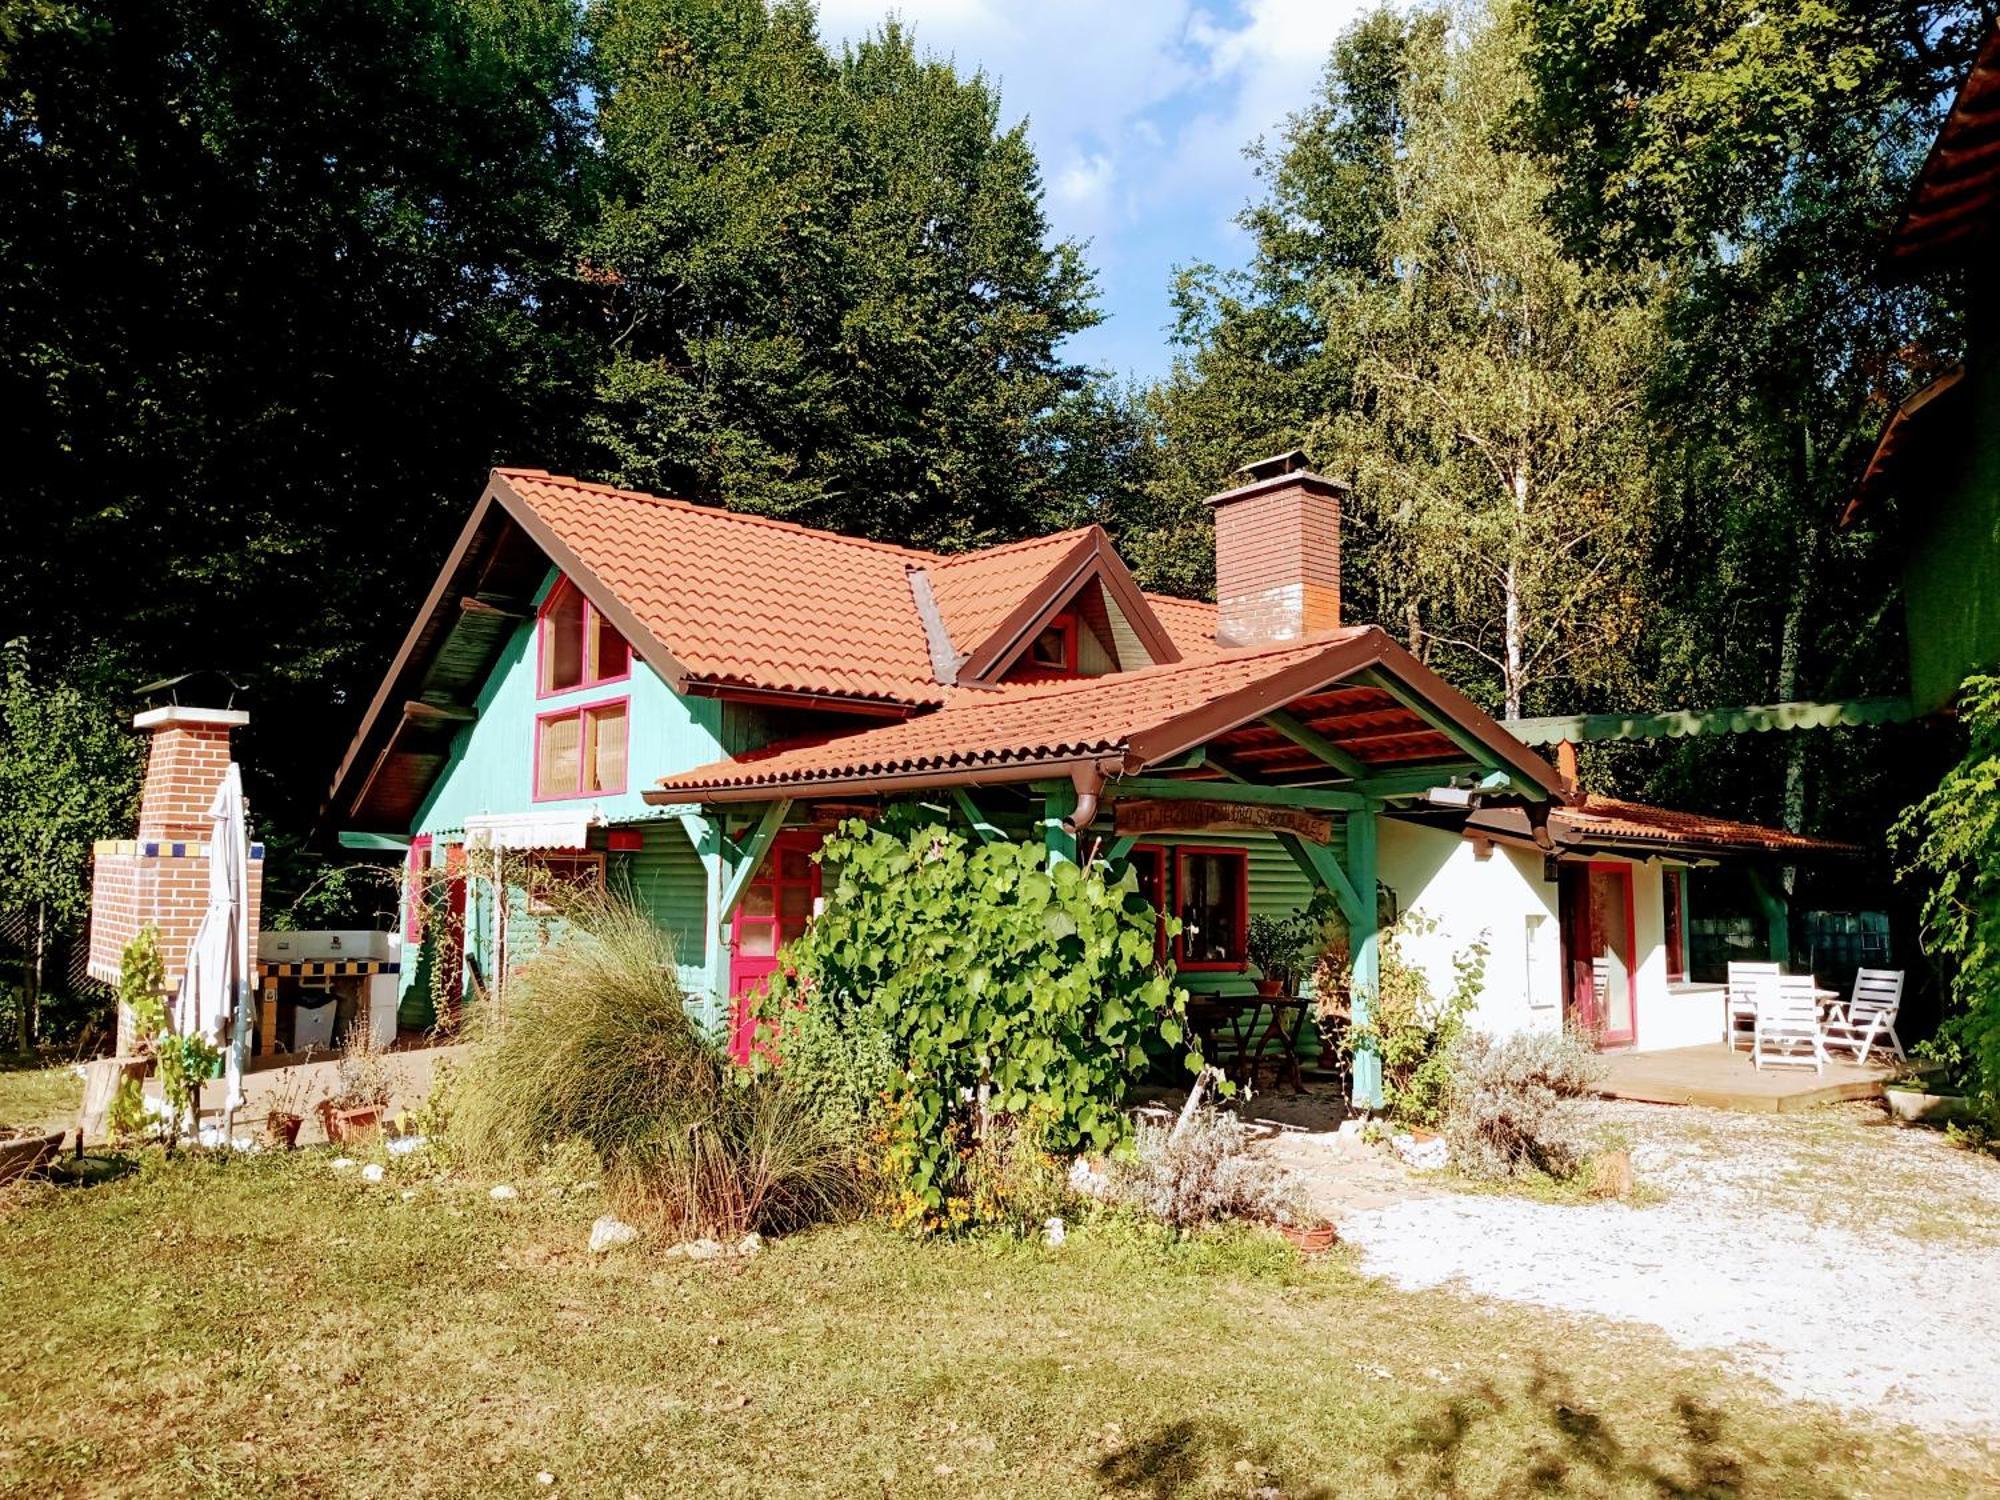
[462,809,598,851]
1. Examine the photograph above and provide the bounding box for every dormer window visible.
[540,578,631,695]
[1026,612,1078,676]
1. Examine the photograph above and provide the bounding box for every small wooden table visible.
[1186,995,1311,1093]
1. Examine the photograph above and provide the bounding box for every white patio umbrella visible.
[171,763,254,1140]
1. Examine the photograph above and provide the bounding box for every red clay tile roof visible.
[650,627,1567,801]
[1144,593,1225,660]
[924,529,1098,662]
[497,469,947,704]
[1553,796,1858,856]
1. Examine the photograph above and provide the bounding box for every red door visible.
[728,831,822,1064]
[1560,862,1637,1047]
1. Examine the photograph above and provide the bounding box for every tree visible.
[580,0,1108,550]
[1516,0,1985,835]
[1326,6,1660,718]
[0,0,593,837]
[0,645,139,1050]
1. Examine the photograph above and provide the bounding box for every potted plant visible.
[261,1062,318,1150]
[318,1030,391,1144]
[1247,914,1294,996]
[1274,1197,1337,1252]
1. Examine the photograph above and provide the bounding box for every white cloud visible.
[815,0,1382,376]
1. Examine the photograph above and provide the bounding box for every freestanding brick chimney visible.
[1205,450,1348,646]
[88,705,263,1049]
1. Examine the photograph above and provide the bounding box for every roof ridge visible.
[493,467,948,562]
[927,527,1099,571]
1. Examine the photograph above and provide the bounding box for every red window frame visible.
[1007,610,1080,682]
[403,834,432,942]
[1174,846,1250,971]
[1126,843,1171,963]
[537,576,632,698]
[523,851,607,915]
[533,696,630,801]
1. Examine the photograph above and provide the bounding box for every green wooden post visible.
[1345,804,1383,1110]
[1040,780,1078,866]
[676,811,730,1036]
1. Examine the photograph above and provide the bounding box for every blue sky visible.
[815,0,1377,384]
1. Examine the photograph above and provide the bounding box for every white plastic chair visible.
[1821,968,1906,1067]
[1752,975,1826,1073]
[1726,961,1779,1051]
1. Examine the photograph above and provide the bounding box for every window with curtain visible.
[535,701,628,798]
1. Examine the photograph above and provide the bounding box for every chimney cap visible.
[1205,452,1347,509]
[133,705,250,731]
[1235,450,1313,483]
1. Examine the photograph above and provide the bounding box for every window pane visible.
[594,611,630,681]
[539,713,581,796]
[779,916,808,943]
[586,703,627,792]
[545,586,585,692]
[742,883,776,918]
[739,922,777,958]
[1180,851,1245,965]
[780,847,812,880]
[779,884,810,919]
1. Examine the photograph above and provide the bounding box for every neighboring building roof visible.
[1468,796,1857,861]
[1890,21,2000,273]
[651,628,1567,802]
[1843,365,1970,525]
[1505,697,1916,745]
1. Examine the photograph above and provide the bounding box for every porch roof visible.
[1467,794,1859,861]
[646,627,1566,803]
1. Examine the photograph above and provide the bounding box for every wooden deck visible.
[1595,1043,1903,1114]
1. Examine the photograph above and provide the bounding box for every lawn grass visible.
[0,1058,82,1132]
[1,1148,1991,1499]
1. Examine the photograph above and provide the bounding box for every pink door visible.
[728,831,822,1064]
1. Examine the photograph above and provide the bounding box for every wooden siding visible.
[618,820,712,995]
[1903,347,2000,712]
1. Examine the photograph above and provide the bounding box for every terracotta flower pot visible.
[1254,978,1284,998]
[264,1111,305,1151]
[1279,1222,1337,1253]
[320,1102,383,1145]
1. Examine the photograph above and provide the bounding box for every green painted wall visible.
[1905,338,2000,712]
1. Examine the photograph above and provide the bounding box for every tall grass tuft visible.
[453,893,856,1240]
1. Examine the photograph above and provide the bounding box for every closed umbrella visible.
[171,763,253,1140]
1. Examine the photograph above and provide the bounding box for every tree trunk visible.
[1503,467,1528,719]
[18,901,43,1054]
[1774,419,1822,897]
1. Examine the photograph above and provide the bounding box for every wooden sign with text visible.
[1113,797,1332,844]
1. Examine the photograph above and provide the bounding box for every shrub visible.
[758,810,1190,1230]
[770,991,898,1146]
[1441,1029,1604,1182]
[454,894,855,1241]
[1097,1107,1297,1232]
[1339,912,1487,1125]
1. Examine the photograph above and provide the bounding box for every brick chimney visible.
[1205,451,1348,646]
[88,706,263,1046]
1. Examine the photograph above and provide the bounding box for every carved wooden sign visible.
[1113,797,1332,844]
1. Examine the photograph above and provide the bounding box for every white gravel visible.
[1335,1102,2000,1438]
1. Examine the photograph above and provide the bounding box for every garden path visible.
[1329,1100,2000,1442]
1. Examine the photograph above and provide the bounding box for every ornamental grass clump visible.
[1441,1029,1604,1182]
[453,895,855,1241]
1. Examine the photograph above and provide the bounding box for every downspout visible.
[1065,764,1105,834]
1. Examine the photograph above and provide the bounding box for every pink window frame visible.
[536,576,633,699]
[523,850,608,914]
[532,695,631,802]
[1174,845,1250,972]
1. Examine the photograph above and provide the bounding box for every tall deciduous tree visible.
[0,645,139,1050]
[1328,6,1659,719]
[581,0,1107,550]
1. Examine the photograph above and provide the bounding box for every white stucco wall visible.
[1376,818,1562,1039]
[1376,820,1713,1053]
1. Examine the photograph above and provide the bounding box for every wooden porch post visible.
[677,811,731,1037]
[1345,804,1383,1111]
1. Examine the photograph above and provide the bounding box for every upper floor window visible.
[536,699,628,800]
[1015,611,1078,679]
[540,578,631,695]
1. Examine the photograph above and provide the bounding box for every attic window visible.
[1026,613,1078,676]
[540,578,631,695]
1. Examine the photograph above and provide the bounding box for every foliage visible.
[1096,1108,1301,1233]
[1895,675,2000,1096]
[1343,912,1488,1126]
[1441,1028,1603,1182]
[327,1028,392,1114]
[0,642,140,1048]
[453,894,854,1241]
[1247,891,1337,991]
[959,1112,1074,1239]
[758,811,1190,1231]
[117,927,214,1140]
[767,992,897,1147]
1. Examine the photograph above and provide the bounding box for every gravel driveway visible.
[1330,1101,2000,1439]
